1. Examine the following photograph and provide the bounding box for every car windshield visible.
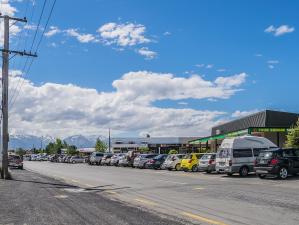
[183,154,192,159]
[217,148,231,158]
[154,155,166,159]
[201,154,212,160]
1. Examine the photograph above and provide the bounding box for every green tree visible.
[168,149,178,154]
[95,138,107,152]
[67,145,78,155]
[16,148,26,157]
[285,118,299,148]
[139,146,150,153]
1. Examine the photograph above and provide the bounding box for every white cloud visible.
[217,68,226,72]
[267,60,279,64]
[137,47,157,60]
[265,25,295,36]
[0,1,20,45]
[232,109,259,118]
[6,71,247,137]
[268,65,275,69]
[163,31,171,36]
[45,26,61,37]
[97,22,151,46]
[206,64,213,69]
[195,64,205,68]
[255,53,263,57]
[178,102,188,105]
[65,28,96,43]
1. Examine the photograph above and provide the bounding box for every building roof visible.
[211,110,298,136]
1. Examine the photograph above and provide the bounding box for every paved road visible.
[0,169,187,225]
[25,161,299,225]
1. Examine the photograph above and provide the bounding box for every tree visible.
[67,145,78,155]
[95,138,107,152]
[168,149,178,154]
[139,147,150,153]
[16,148,26,157]
[285,118,299,148]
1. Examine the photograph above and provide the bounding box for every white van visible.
[216,136,277,176]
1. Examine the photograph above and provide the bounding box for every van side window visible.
[233,149,253,158]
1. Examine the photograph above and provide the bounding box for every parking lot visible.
[24,161,299,225]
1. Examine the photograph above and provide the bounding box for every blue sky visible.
[3,0,299,137]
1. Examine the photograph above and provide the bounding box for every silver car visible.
[133,154,158,169]
[162,154,185,171]
[110,153,125,166]
[70,156,85,164]
[198,153,216,173]
[89,152,104,165]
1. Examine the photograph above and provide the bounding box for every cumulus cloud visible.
[65,28,96,43]
[7,71,247,137]
[265,25,295,36]
[97,22,151,46]
[137,47,157,59]
[232,109,259,118]
[44,26,61,37]
[0,1,20,45]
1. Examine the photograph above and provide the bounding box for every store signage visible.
[250,128,288,133]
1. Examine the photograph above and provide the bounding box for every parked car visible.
[118,155,129,167]
[110,153,125,166]
[89,152,105,165]
[100,154,114,166]
[70,156,85,164]
[162,154,185,171]
[65,156,72,163]
[181,153,203,172]
[133,154,158,168]
[216,136,277,176]
[254,148,299,179]
[8,155,23,169]
[198,153,216,173]
[145,154,168,169]
[127,150,140,167]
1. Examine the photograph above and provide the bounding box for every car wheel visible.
[175,164,181,171]
[206,170,211,174]
[167,168,172,171]
[227,172,233,176]
[239,166,249,177]
[258,174,266,179]
[72,161,76,164]
[278,167,288,179]
[191,165,198,172]
[19,165,23,170]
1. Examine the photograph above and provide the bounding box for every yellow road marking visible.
[181,212,228,225]
[135,198,157,206]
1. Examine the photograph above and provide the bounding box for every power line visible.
[30,0,48,52]
[9,0,57,111]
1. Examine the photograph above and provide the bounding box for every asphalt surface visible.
[24,161,299,225]
[0,168,187,225]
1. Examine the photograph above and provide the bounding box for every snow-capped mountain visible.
[9,135,55,150]
[8,134,107,150]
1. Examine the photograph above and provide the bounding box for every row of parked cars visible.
[37,136,299,180]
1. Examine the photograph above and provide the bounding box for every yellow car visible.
[180,153,202,172]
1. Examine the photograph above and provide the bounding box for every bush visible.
[168,149,178,154]
[285,118,299,148]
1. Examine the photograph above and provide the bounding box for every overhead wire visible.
[9,0,57,112]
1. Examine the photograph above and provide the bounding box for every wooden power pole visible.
[0,14,37,179]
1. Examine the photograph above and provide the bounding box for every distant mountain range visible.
[9,134,106,150]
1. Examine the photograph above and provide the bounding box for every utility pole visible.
[0,14,37,179]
